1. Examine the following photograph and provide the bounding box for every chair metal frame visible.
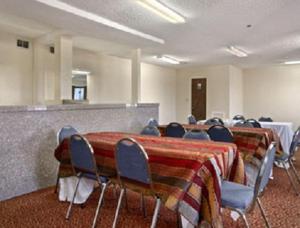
[112,138,161,228]
[234,120,254,128]
[233,115,246,121]
[55,125,78,194]
[165,122,186,138]
[222,142,277,228]
[147,118,159,127]
[66,134,111,228]
[187,114,197,125]
[276,127,300,195]
[140,125,161,136]
[183,129,210,140]
[246,119,261,128]
[207,125,234,143]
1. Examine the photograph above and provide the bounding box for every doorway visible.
[191,78,207,120]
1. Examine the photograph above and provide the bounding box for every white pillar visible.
[54,36,73,101]
[131,49,141,104]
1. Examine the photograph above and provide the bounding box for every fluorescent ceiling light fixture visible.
[284,60,300,65]
[227,46,248,57]
[72,70,91,75]
[34,0,164,44]
[154,55,180,64]
[137,0,185,24]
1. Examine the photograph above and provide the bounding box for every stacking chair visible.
[147,118,159,127]
[221,142,276,228]
[246,119,261,128]
[55,125,78,193]
[275,127,300,195]
[207,125,234,143]
[187,114,197,125]
[183,129,210,140]
[165,122,186,138]
[234,120,254,128]
[66,135,111,228]
[113,138,161,228]
[205,117,224,126]
[233,115,246,121]
[259,117,273,122]
[140,126,161,136]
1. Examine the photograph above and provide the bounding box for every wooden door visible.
[191,78,207,120]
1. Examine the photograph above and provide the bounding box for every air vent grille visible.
[17,39,29,49]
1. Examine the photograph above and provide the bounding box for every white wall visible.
[0,31,33,105]
[141,63,176,124]
[229,65,244,118]
[243,65,300,128]
[176,65,230,123]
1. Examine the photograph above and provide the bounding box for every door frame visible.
[189,77,207,120]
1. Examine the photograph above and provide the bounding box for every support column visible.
[54,36,73,102]
[131,49,141,104]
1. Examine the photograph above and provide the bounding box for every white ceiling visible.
[0,0,300,68]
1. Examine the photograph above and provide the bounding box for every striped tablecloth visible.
[55,132,244,227]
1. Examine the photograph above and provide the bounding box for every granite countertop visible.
[0,103,159,113]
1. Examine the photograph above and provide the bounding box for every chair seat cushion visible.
[221,180,254,210]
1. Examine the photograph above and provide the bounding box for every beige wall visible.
[0,31,33,105]
[229,65,244,118]
[176,65,231,123]
[141,63,176,124]
[243,65,300,128]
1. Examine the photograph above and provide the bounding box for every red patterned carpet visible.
[1,163,300,228]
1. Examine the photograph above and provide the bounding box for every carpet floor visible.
[1,162,300,227]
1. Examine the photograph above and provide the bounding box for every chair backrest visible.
[233,115,245,121]
[246,119,261,128]
[183,129,210,140]
[69,134,98,176]
[204,117,224,126]
[187,114,197,125]
[289,127,300,157]
[57,125,78,145]
[147,118,159,127]
[165,122,186,138]
[140,126,161,136]
[234,120,254,128]
[207,125,234,143]
[115,138,152,186]
[253,142,277,197]
[259,117,273,122]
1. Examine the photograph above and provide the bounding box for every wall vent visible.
[17,39,30,49]
[50,46,55,54]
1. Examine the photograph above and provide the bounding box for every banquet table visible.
[55,132,245,228]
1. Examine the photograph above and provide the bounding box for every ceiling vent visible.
[17,39,29,49]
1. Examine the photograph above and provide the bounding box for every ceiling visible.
[0,0,300,68]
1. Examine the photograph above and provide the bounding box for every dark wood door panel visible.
[192,78,206,120]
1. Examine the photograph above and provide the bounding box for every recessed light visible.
[34,0,164,44]
[284,60,300,65]
[154,55,180,64]
[226,46,248,57]
[136,0,185,24]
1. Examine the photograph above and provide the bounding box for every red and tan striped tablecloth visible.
[55,132,245,227]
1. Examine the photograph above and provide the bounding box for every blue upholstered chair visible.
[204,117,224,126]
[233,115,246,121]
[246,119,261,128]
[221,142,277,228]
[66,135,111,228]
[259,117,273,122]
[234,120,254,128]
[165,122,186,138]
[55,126,78,193]
[275,127,300,195]
[140,126,161,136]
[183,129,210,140]
[112,138,161,228]
[207,125,234,143]
[187,114,197,125]
[147,118,159,127]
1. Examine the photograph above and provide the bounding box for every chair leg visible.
[66,176,82,220]
[112,188,125,228]
[289,160,300,184]
[141,193,146,217]
[283,162,300,195]
[256,198,271,228]
[150,197,161,228]
[124,188,129,211]
[54,175,60,194]
[234,209,249,228]
[92,183,108,228]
